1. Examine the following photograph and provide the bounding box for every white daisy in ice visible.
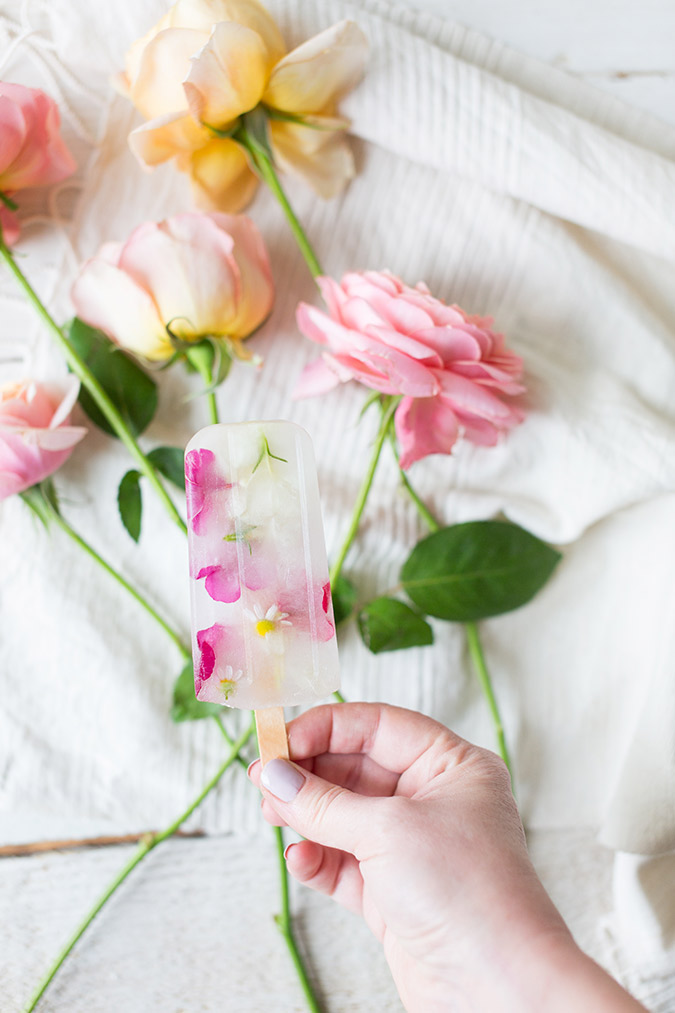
[219,664,243,701]
[244,603,292,654]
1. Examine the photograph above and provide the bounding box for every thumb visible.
[260,758,378,856]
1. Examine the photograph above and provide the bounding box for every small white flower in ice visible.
[244,602,292,638]
[219,664,243,701]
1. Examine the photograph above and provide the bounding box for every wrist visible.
[502,925,646,1013]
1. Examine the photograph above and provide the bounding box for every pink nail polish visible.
[260,758,305,802]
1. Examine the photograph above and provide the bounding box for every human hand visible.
[248,702,645,1012]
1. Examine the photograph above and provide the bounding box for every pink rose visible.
[71,212,274,362]
[0,378,87,499]
[0,83,76,243]
[294,271,525,468]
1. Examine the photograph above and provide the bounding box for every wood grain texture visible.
[255,708,290,767]
[1,833,404,1013]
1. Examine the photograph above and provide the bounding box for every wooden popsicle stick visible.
[255,706,289,766]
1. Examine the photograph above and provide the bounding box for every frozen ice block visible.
[185,421,340,710]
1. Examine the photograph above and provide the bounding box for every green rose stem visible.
[24,716,256,1013]
[390,443,513,779]
[463,621,512,780]
[0,191,18,211]
[0,237,187,535]
[215,718,322,1013]
[272,823,322,1013]
[329,396,400,589]
[185,341,222,425]
[20,482,190,660]
[236,127,323,280]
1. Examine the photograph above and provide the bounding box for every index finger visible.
[287,702,464,776]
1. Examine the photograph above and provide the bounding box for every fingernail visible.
[284,842,297,860]
[260,758,305,802]
[247,760,259,778]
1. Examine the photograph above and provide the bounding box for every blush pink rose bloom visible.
[0,83,77,244]
[0,378,87,499]
[294,271,526,469]
[71,211,274,362]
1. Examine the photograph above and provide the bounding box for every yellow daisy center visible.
[256,619,276,636]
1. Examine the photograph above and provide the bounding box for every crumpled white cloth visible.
[1,0,675,1003]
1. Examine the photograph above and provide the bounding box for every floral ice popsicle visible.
[185,421,340,711]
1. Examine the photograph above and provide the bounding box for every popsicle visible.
[185,420,340,763]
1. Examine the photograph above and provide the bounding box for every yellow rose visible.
[116,0,368,211]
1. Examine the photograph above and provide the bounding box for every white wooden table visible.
[2,2,674,1011]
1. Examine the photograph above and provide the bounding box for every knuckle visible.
[311,783,348,833]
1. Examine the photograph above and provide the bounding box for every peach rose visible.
[115,0,367,211]
[71,211,274,362]
[0,378,87,499]
[294,271,526,469]
[0,82,76,243]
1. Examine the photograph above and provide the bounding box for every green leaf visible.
[401,521,562,622]
[118,469,142,542]
[66,318,158,437]
[171,660,223,722]
[331,574,358,625]
[357,597,434,654]
[147,446,185,490]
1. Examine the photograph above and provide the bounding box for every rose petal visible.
[184,21,269,126]
[0,94,27,177]
[131,27,209,119]
[169,0,286,63]
[268,120,355,198]
[435,369,523,421]
[264,20,368,115]
[0,85,75,190]
[297,304,439,396]
[207,211,274,338]
[187,136,259,213]
[395,395,460,470]
[199,564,241,603]
[129,112,211,167]
[71,257,170,361]
[48,376,82,429]
[292,357,342,399]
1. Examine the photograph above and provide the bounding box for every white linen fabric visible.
[1,0,674,1005]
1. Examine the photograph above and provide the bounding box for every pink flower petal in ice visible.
[185,447,229,535]
[197,564,241,604]
[277,579,335,643]
[195,625,218,690]
[195,537,276,603]
[195,622,247,701]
